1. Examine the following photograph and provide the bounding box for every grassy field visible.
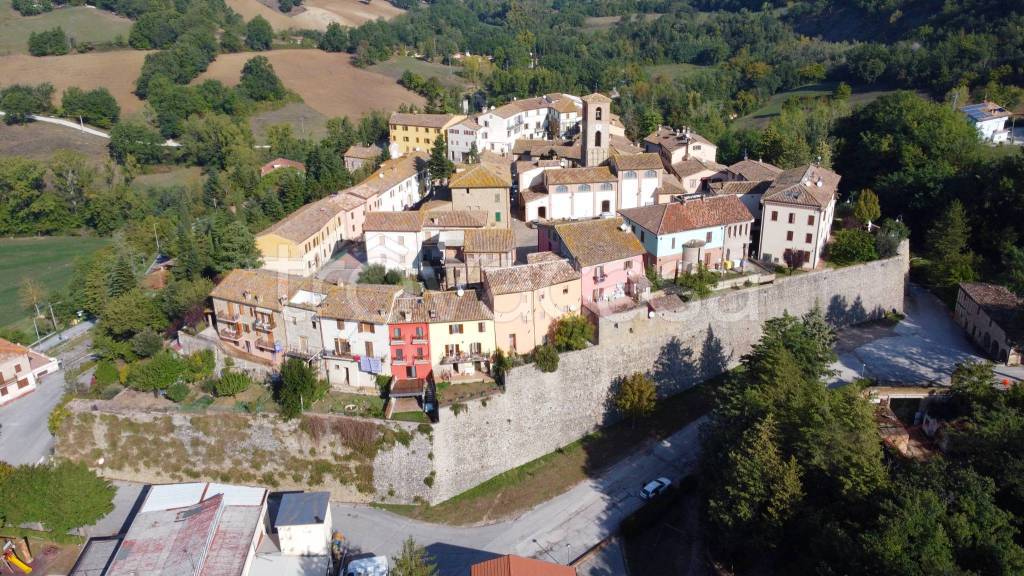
[0,50,148,114]
[0,236,110,328]
[130,166,204,192]
[734,81,919,129]
[644,62,709,83]
[250,102,329,143]
[0,121,110,162]
[196,50,424,119]
[225,0,403,31]
[376,382,714,525]
[582,13,662,31]
[0,0,133,56]
[369,55,474,90]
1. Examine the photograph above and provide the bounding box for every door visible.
[300,336,308,353]
[538,207,546,219]
[601,200,610,213]
[509,334,517,352]
[365,341,374,358]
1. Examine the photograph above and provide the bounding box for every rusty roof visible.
[471,555,576,576]
[547,217,645,267]
[319,284,402,323]
[389,112,460,129]
[483,259,580,295]
[210,269,304,311]
[544,166,617,186]
[363,211,426,233]
[762,164,840,208]
[0,337,29,362]
[959,282,1024,345]
[450,163,512,188]
[620,195,753,236]
[343,144,382,160]
[464,228,515,253]
[728,158,782,181]
[611,152,665,172]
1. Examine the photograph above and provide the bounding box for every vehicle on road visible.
[639,477,672,500]
[344,555,388,576]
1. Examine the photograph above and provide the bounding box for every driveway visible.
[0,330,94,465]
[331,417,705,575]
[831,284,1024,386]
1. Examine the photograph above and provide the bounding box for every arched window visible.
[595,130,602,147]
[579,184,591,192]
[644,170,658,178]
[600,182,613,191]
[624,171,637,179]
[595,107,603,120]
[555,185,568,193]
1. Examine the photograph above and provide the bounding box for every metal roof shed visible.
[275,492,333,557]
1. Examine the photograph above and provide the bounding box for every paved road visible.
[35,320,94,352]
[0,331,94,465]
[332,417,705,576]
[831,284,1024,386]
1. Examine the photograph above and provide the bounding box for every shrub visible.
[60,86,120,128]
[127,351,186,392]
[552,314,594,351]
[186,349,215,381]
[675,263,718,298]
[165,382,190,402]
[94,361,119,387]
[214,370,252,397]
[28,27,69,56]
[875,218,910,258]
[130,329,164,358]
[829,229,878,265]
[533,344,559,373]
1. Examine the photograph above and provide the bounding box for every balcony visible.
[411,337,428,345]
[219,313,242,324]
[219,328,242,341]
[393,358,408,366]
[414,357,430,365]
[390,338,406,346]
[255,338,277,352]
[440,351,490,364]
[253,318,275,332]
[323,345,354,360]
[592,273,608,283]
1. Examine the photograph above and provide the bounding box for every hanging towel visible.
[359,355,373,372]
[368,356,383,374]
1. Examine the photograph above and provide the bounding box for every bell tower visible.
[581,93,611,167]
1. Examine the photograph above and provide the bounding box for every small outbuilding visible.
[274,492,332,556]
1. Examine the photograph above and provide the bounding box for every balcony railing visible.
[219,328,242,341]
[390,338,406,346]
[411,337,428,344]
[253,319,275,332]
[593,273,608,283]
[255,338,277,352]
[219,313,241,323]
[323,346,354,360]
[393,358,408,365]
[414,357,429,365]
[440,351,489,364]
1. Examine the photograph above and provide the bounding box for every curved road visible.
[331,417,705,575]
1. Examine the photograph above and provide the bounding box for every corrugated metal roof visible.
[140,482,207,512]
[275,492,330,526]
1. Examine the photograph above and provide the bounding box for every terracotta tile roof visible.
[489,96,554,119]
[389,112,460,129]
[419,199,453,212]
[258,193,353,243]
[708,180,772,197]
[544,166,617,186]
[527,251,562,263]
[727,158,782,181]
[453,117,481,130]
[341,153,426,201]
[512,140,581,161]
[959,282,1024,344]
[471,555,576,576]
[643,125,713,150]
[581,92,611,103]
[420,290,493,323]
[318,284,401,323]
[343,144,382,160]
[548,217,645,267]
[648,293,685,312]
[619,196,753,236]
[260,157,305,177]
[483,259,580,295]
[450,164,512,188]
[464,228,515,253]
[611,152,664,172]
[520,188,548,205]
[422,210,488,229]
[363,211,425,233]
[210,269,304,311]
[655,178,685,198]
[671,158,726,179]
[762,164,840,208]
[478,150,514,180]
[550,98,579,114]
[0,337,29,362]
[337,193,366,211]
[609,134,643,155]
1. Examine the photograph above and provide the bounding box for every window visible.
[416,347,424,359]
[807,215,815,226]
[494,193,500,203]
[579,184,591,192]
[395,348,404,361]
[805,233,813,244]
[786,231,794,241]
[365,341,374,357]
[393,327,401,338]
[672,238,676,249]
[358,322,374,333]
[478,322,485,332]
[556,185,568,193]
[601,182,613,191]
[414,326,424,339]
[449,324,464,334]
[562,286,569,294]
[624,260,634,270]
[644,170,657,178]
[640,231,646,242]
[788,213,795,224]
[495,211,502,222]
[706,231,712,242]
[595,130,602,147]
[595,107,603,120]
[624,171,637,179]
[771,211,778,221]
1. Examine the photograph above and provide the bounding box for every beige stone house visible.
[343,144,383,172]
[956,282,1023,366]
[757,164,840,270]
[444,228,515,289]
[448,163,513,227]
[209,269,303,365]
[483,257,581,354]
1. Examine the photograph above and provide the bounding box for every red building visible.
[388,295,432,381]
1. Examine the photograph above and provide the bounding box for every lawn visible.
[375,381,715,525]
[0,0,133,55]
[369,55,474,90]
[733,81,922,129]
[0,236,110,328]
[130,166,204,192]
[0,121,110,163]
[644,62,709,83]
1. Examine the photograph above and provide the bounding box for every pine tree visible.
[428,135,453,182]
[203,169,225,209]
[616,372,657,427]
[209,219,261,273]
[853,189,881,226]
[391,537,438,576]
[107,252,137,297]
[926,200,977,289]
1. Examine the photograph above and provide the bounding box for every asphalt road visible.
[0,329,94,465]
[331,417,706,576]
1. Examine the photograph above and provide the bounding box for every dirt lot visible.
[0,121,110,162]
[0,51,148,114]
[196,50,423,119]
[225,0,403,31]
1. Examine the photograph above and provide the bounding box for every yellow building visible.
[255,192,363,277]
[482,253,582,354]
[389,112,466,156]
[424,290,495,380]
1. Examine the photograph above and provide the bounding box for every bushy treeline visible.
[1,82,121,128]
[28,27,69,56]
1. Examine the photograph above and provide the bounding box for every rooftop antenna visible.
[743,148,748,161]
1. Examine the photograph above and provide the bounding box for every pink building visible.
[538,217,648,315]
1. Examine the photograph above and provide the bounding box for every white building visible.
[447,116,482,163]
[609,153,664,210]
[961,101,1013,144]
[757,164,840,270]
[363,210,488,275]
[467,93,582,156]
[318,284,401,389]
[274,492,332,556]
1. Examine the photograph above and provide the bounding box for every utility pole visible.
[48,302,63,342]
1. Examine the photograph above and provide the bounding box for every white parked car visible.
[345,555,388,576]
[639,477,672,500]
